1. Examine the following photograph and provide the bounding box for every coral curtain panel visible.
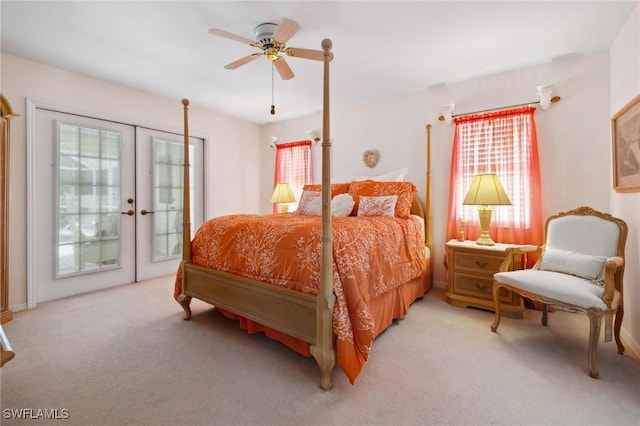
[446,107,543,263]
[273,140,313,213]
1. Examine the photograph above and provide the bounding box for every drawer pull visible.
[476,283,488,290]
[475,261,489,268]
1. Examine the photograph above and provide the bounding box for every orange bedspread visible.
[174,213,430,383]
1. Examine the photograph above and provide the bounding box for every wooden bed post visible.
[309,38,336,391]
[178,98,193,319]
[173,47,430,388]
[425,124,433,271]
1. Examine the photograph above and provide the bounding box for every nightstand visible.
[445,240,527,319]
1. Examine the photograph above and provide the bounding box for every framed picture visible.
[612,94,640,192]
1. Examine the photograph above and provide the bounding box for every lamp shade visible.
[270,182,296,204]
[463,174,511,206]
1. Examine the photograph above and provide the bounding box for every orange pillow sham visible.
[348,180,416,218]
[302,182,351,198]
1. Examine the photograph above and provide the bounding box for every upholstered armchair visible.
[490,206,627,378]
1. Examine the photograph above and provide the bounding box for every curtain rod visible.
[438,95,561,122]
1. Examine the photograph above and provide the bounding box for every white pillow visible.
[355,168,409,182]
[538,247,607,285]
[295,190,322,216]
[331,176,356,183]
[331,194,355,217]
[357,195,398,217]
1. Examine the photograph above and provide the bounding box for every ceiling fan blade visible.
[285,47,332,62]
[224,54,261,70]
[209,28,258,46]
[274,57,294,80]
[272,17,300,44]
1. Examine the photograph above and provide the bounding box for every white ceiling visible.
[1,1,637,125]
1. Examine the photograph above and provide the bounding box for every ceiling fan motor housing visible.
[254,22,278,46]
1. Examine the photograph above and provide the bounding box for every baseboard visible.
[621,327,640,362]
[8,303,26,313]
[433,279,447,289]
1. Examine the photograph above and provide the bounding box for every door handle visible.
[141,209,155,215]
[121,210,134,216]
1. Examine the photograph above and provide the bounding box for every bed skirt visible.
[215,267,432,380]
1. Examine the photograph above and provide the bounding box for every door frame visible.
[25,99,208,308]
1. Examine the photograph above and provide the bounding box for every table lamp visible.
[271,182,296,213]
[463,174,511,246]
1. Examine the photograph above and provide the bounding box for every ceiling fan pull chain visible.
[270,61,276,115]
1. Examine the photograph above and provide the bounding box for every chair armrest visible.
[601,256,624,305]
[498,246,542,272]
[606,256,624,268]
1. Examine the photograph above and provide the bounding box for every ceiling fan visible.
[208,17,331,80]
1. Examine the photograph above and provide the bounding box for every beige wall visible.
[610,1,640,360]
[1,53,261,310]
[261,49,640,356]
[262,52,612,283]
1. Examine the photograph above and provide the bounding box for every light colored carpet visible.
[1,275,639,425]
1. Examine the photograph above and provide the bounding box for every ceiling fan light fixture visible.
[265,47,280,61]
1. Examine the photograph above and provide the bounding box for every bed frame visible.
[177,39,433,390]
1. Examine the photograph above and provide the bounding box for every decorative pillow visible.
[295,190,322,216]
[538,247,607,285]
[348,180,416,218]
[354,168,409,182]
[357,195,397,217]
[302,183,350,198]
[331,194,355,217]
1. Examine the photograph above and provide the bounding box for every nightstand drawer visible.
[454,272,513,303]
[445,240,525,319]
[454,252,503,274]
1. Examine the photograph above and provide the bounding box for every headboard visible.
[410,196,425,219]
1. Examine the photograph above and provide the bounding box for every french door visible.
[135,127,203,281]
[30,108,203,304]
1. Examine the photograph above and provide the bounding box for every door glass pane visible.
[56,122,122,277]
[152,138,194,261]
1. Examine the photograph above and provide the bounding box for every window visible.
[57,122,122,276]
[273,140,313,213]
[446,107,543,247]
[152,137,194,259]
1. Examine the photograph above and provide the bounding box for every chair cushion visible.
[538,247,606,285]
[494,269,610,310]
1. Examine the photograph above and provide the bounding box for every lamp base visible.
[280,204,290,213]
[475,205,495,246]
[475,234,496,246]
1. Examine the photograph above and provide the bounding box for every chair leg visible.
[587,309,603,378]
[490,282,501,332]
[614,307,625,355]
[541,304,548,326]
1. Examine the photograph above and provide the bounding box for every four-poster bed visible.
[175,39,434,389]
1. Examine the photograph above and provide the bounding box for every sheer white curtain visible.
[446,106,544,254]
[273,140,313,213]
